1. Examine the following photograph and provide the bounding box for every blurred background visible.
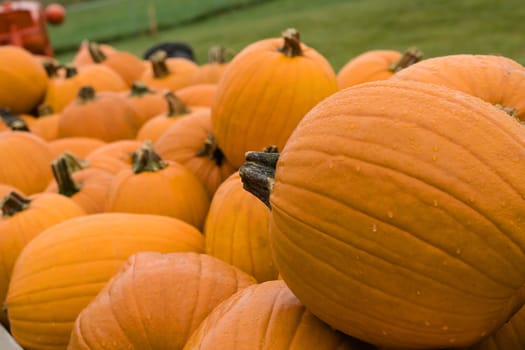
[16,0,525,69]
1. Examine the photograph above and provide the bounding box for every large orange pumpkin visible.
[391,54,525,122]
[0,192,85,327]
[68,252,256,350]
[0,46,48,114]
[0,131,54,194]
[105,141,210,230]
[211,28,339,168]
[204,171,277,282]
[336,48,422,89]
[184,280,370,350]
[155,111,236,197]
[5,213,204,350]
[239,79,525,348]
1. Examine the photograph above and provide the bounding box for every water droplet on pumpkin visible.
[372,223,377,232]
[416,290,421,295]
[442,325,449,331]
[456,248,462,255]
[387,211,394,218]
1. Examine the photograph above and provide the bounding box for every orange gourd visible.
[240,79,525,348]
[211,28,339,168]
[175,83,218,108]
[191,46,231,84]
[5,213,204,350]
[0,46,48,114]
[155,111,235,196]
[336,48,422,89]
[184,280,369,350]
[0,131,54,194]
[204,171,277,282]
[0,183,24,198]
[122,81,168,128]
[30,105,60,141]
[72,40,118,67]
[68,252,256,350]
[85,139,142,174]
[58,86,139,141]
[391,54,525,122]
[140,50,199,92]
[105,141,210,230]
[49,137,106,158]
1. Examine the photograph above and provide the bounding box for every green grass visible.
[52,0,525,71]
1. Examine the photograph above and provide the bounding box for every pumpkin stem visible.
[389,47,423,72]
[208,46,228,64]
[130,81,155,97]
[131,140,167,173]
[87,41,107,63]
[150,50,170,79]
[196,133,226,166]
[0,108,30,131]
[1,191,31,218]
[42,60,60,78]
[77,86,96,104]
[38,104,54,117]
[64,65,78,78]
[60,152,89,173]
[51,156,81,197]
[494,104,522,123]
[239,146,279,209]
[164,91,189,117]
[278,28,303,57]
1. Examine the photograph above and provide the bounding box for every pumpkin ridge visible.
[259,283,283,347]
[186,254,203,336]
[106,281,135,347]
[284,306,308,349]
[273,200,516,302]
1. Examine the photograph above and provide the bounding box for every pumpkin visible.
[0,46,48,114]
[204,171,277,282]
[46,153,114,214]
[0,192,85,327]
[0,108,34,132]
[122,81,168,128]
[155,112,236,197]
[105,141,210,230]
[49,137,106,158]
[72,40,118,67]
[5,212,204,350]
[136,92,208,143]
[85,139,142,174]
[140,50,199,92]
[391,54,525,122]
[58,86,139,141]
[239,79,525,348]
[184,280,371,350]
[175,83,218,108]
[30,105,60,141]
[0,184,24,198]
[0,131,54,194]
[86,41,146,86]
[68,252,256,350]
[336,48,422,89]
[191,46,231,85]
[211,28,339,169]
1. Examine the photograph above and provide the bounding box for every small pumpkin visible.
[184,280,370,350]
[140,50,199,92]
[30,105,60,141]
[336,48,422,89]
[72,40,118,67]
[85,139,142,174]
[175,83,218,108]
[191,46,232,85]
[48,136,106,158]
[5,212,204,350]
[122,81,169,128]
[105,141,210,230]
[68,252,256,350]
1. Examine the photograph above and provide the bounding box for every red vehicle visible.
[0,1,65,57]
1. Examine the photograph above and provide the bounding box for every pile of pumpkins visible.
[0,27,524,350]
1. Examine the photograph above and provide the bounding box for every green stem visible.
[150,50,170,79]
[195,132,225,166]
[238,147,280,209]
[51,156,81,197]
[1,191,31,218]
[278,28,303,57]
[132,141,167,173]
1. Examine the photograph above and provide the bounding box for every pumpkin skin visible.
[105,142,210,230]
[391,54,525,122]
[30,106,60,141]
[211,29,339,169]
[58,87,139,141]
[263,80,525,348]
[140,51,199,92]
[155,111,236,197]
[174,83,218,108]
[204,172,277,282]
[85,139,142,174]
[49,137,106,158]
[0,184,24,198]
[0,192,86,326]
[5,213,204,350]
[0,131,54,194]
[72,41,118,67]
[68,252,256,350]
[122,81,169,128]
[0,46,48,114]
[184,280,369,350]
